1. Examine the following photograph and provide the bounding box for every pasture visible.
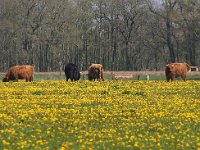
[0,79,199,149]
[1,70,199,81]
[34,71,200,80]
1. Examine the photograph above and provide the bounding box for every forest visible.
[0,0,199,72]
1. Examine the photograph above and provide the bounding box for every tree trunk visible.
[187,33,196,66]
[166,18,176,63]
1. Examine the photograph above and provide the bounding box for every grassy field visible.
[1,71,200,81]
[32,71,200,81]
[0,80,199,149]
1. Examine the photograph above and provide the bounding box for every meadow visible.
[0,79,199,149]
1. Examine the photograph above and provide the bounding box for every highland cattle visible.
[165,63,191,82]
[2,65,34,82]
[88,67,100,81]
[88,64,104,81]
[64,63,80,81]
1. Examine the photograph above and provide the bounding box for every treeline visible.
[0,0,200,72]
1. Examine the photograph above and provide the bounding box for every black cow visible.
[64,63,80,81]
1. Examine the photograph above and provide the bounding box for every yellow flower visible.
[130,136,135,141]
[134,142,139,147]
[2,140,10,145]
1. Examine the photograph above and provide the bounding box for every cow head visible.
[2,77,9,82]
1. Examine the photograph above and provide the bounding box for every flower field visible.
[0,80,199,149]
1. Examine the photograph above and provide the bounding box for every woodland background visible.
[0,0,200,72]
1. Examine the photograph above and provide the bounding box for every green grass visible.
[0,80,199,149]
[1,71,200,81]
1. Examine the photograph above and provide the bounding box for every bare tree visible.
[147,0,178,63]
[1,0,200,72]
[176,0,200,65]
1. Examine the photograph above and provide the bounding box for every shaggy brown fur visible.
[88,64,104,81]
[165,63,191,82]
[2,65,34,82]
[88,67,100,81]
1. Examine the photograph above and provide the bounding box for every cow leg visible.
[100,72,104,81]
[166,76,170,82]
[167,77,172,82]
[98,76,100,81]
[25,77,29,82]
[171,76,175,81]
[181,75,186,81]
[28,77,32,82]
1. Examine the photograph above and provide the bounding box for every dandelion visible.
[130,136,135,141]
[134,142,139,148]
[0,80,199,149]
[2,140,10,145]
[36,140,43,145]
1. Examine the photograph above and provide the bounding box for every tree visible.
[177,0,200,65]
[147,0,178,63]
[0,0,200,72]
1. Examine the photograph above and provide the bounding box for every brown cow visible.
[165,63,191,82]
[2,65,34,82]
[88,63,104,81]
[88,67,100,81]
